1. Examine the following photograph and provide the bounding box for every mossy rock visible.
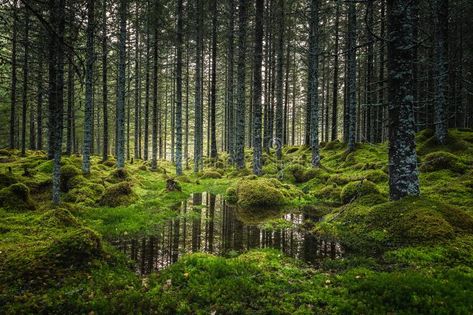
[283,163,320,183]
[420,151,466,173]
[46,228,103,268]
[60,164,81,191]
[313,185,342,203]
[36,208,81,228]
[0,149,13,156]
[417,130,470,155]
[226,178,287,208]
[235,206,284,224]
[0,173,18,189]
[64,183,105,206]
[366,197,473,246]
[67,175,88,190]
[0,183,35,211]
[324,140,344,151]
[200,170,223,179]
[106,168,130,183]
[102,159,116,167]
[98,182,137,207]
[340,180,380,204]
[364,169,388,183]
[176,175,192,183]
[262,163,279,175]
[327,174,352,186]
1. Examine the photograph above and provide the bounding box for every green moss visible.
[262,162,279,175]
[60,164,81,191]
[0,183,35,211]
[363,169,388,183]
[106,168,130,184]
[200,170,223,179]
[227,178,287,208]
[99,182,137,207]
[327,174,352,186]
[417,129,471,156]
[235,206,284,224]
[36,208,81,228]
[340,180,380,204]
[0,172,18,189]
[420,151,467,173]
[313,185,342,203]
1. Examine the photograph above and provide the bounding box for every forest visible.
[0,0,473,313]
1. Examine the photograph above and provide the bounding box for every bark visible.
[366,0,374,142]
[331,0,340,141]
[194,0,203,173]
[347,1,357,151]
[235,0,248,169]
[226,0,235,162]
[151,24,158,171]
[21,9,29,156]
[134,4,141,160]
[308,0,320,167]
[387,0,420,200]
[66,60,73,155]
[143,0,150,161]
[102,0,109,161]
[116,0,127,168]
[82,0,95,174]
[37,32,44,150]
[252,0,264,175]
[432,0,448,144]
[210,0,218,159]
[275,0,284,160]
[175,0,183,175]
[10,0,18,150]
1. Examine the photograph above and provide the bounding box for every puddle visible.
[111,192,342,274]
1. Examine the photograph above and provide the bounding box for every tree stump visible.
[166,178,181,192]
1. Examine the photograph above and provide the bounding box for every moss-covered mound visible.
[420,151,467,173]
[106,168,130,183]
[200,169,223,179]
[60,164,81,191]
[282,164,327,183]
[0,183,35,211]
[99,182,137,207]
[36,208,81,228]
[235,205,285,224]
[417,129,471,156]
[226,178,292,208]
[0,172,18,189]
[340,180,380,204]
[366,197,473,244]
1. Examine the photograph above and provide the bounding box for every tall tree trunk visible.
[308,0,320,167]
[116,0,127,168]
[235,0,248,169]
[433,0,448,144]
[387,0,420,200]
[194,0,203,173]
[37,33,44,150]
[48,0,66,204]
[275,0,284,160]
[82,0,95,174]
[10,0,18,150]
[331,0,340,141]
[151,22,159,171]
[347,1,357,151]
[366,0,374,143]
[134,4,141,160]
[143,0,150,161]
[102,0,109,161]
[21,9,29,156]
[252,0,264,175]
[66,59,73,155]
[210,0,218,159]
[175,0,183,175]
[226,0,235,162]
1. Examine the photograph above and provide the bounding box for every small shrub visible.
[340,180,380,204]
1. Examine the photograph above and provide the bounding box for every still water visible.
[111,192,342,274]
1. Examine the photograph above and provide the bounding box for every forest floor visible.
[1,128,473,314]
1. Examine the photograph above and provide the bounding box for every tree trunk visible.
[102,0,109,161]
[235,0,248,169]
[116,0,127,168]
[10,0,18,150]
[387,0,420,200]
[151,20,159,171]
[347,1,357,151]
[210,0,218,159]
[143,0,150,161]
[37,32,44,150]
[175,0,183,175]
[275,0,284,160]
[308,0,320,167]
[66,60,73,155]
[252,0,264,175]
[331,0,340,141]
[433,0,448,144]
[21,9,29,156]
[82,0,95,174]
[194,0,203,173]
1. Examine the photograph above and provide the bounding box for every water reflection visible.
[112,192,342,275]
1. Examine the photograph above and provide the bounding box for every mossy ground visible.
[1,128,473,314]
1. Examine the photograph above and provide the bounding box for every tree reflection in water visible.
[112,192,342,274]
